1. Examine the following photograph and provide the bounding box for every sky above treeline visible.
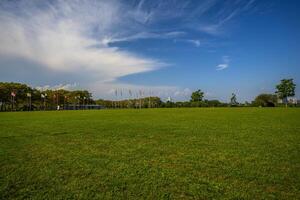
[0,0,299,102]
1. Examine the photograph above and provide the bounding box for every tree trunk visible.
[285,97,288,108]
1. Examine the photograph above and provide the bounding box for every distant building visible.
[278,97,297,104]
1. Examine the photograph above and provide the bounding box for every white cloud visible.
[222,56,230,63]
[173,39,201,47]
[0,0,168,84]
[216,64,228,71]
[198,24,222,35]
[0,0,257,99]
[173,88,192,97]
[216,56,230,70]
[186,40,201,47]
[35,83,78,91]
[196,0,257,35]
[103,31,185,45]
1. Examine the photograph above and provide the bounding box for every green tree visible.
[0,82,32,111]
[207,100,222,107]
[253,94,277,107]
[0,82,96,111]
[190,89,204,102]
[276,79,296,107]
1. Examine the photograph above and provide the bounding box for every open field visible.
[0,108,299,199]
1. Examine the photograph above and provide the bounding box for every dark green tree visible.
[253,94,277,107]
[276,79,296,107]
[190,89,204,102]
[0,82,96,111]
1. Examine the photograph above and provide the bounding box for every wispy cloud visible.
[216,56,230,71]
[195,0,258,35]
[102,31,185,45]
[0,0,170,83]
[0,0,258,98]
[216,64,228,71]
[35,83,79,91]
[173,39,201,47]
[173,88,192,99]
[186,39,201,47]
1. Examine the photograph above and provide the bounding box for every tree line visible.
[0,79,297,111]
[0,82,92,111]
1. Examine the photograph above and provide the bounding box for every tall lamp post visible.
[27,92,32,111]
[83,96,86,110]
[64,95,68,110]
[139,90,142,109]
[78,96,81,109]
[75,96,80,110]
[41,93,47,110]
[74,96,76,110]
[11,91,16,111]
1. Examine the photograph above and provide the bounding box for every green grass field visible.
[0,108,299,199]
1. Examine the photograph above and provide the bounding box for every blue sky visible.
[0,0,299,102]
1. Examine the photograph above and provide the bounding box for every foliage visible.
[96,97,162,108]
[276,79,296,101]
[253,94,277,107]
[0,82,92,111]
[0,108,299,199]
[206,99,226,107]
[0,80,297,110]
[190,89,204,102]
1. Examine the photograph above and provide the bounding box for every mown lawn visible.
[0,108,299,199]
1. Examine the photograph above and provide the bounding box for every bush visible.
[253,94,277,107]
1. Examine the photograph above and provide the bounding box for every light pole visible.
[78,96,80,109]
[148,90,151,108]
[53,94,56,110]
[41,93,47,110]
[56,93,59,108]
[75,96,80,110]
[27,92,31,111]
[11,91,16,111]
[139,90,142,109]
[44,94,47,110]
[41,94,44,110]
[74,96,76,110]
[83,96,86,109]
[115,89,117,109]
[64,95,67,110]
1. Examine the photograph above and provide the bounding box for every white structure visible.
[166,97,172,102]
[288,97,297,104]
[278,97,297,104]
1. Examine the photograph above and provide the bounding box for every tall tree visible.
[276,79,296,107]
[190,89,204,102]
